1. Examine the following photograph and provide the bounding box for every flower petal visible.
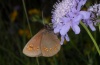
[68,11,76,18]
[79,0,87,6]
[60,35,65,45]
[71,7,77,13]
[71,24,80,34]
[54,23,63,33]
[88,21,96,31]
[54,27,60,33]
[95,19,100,26]
[79,11,91,19]
[77,0,87,11]
[60,24,70,35]
[73,14,82,24]
[61,17,70,24]
[65,34,70,41]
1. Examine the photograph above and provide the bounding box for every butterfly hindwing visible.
[41,30,61,57]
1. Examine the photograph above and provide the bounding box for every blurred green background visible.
[0,0,100,65]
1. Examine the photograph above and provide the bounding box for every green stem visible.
[36,57,40,65]
[80,22,100,55]
[22,0,32,36]
[22,0,40,65]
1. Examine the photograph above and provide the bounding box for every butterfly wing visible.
[41,30,61,57]
[23,29,45,57]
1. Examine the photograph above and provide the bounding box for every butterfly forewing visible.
[41,30,61,57]
[23,29,45,57]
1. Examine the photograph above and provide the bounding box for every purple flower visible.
[82,11,96,31]
[52,0,98,45]
[82,4,100,31]
[88,4,100,16]
[87,4,100,27]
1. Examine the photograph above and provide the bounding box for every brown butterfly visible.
[23,28,61,57]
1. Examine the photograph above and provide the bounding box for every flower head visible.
[52,0,88,44]
[52,0,76,24]
[88,4,100,16]
[82,4,100,31]
[51,0,99,45]
[87,4,100,26]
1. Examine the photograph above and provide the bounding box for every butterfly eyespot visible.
[50,48,52,50]
[36,47,39,50]
[54,47,57,51]
[46,49,48,51]
[27,44,34,51]
[44,47,49,51]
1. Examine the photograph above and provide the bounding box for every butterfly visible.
[23,28,61,57]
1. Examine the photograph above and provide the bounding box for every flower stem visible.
[80,22,100,55]
[22,0,32,36]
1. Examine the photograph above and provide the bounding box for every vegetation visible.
[0,0,100,65]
